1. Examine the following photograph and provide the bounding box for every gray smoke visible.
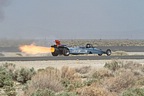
[0,0,10,21]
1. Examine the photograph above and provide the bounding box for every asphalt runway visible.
[0,46,144,61]
[0,55,144,61]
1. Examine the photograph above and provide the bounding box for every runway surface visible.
[0,46,144,61]
[0,55,144,61]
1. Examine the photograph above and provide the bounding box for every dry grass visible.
[61,66,81,82]
[76,85,116,96]
[90,68,113,80]
[1,60,144,96]
[103,60,144,94]
[23,67,63,96]
[75,66,91,74]
[123,61,143,71]
[104,69,137,93]
[23,61,144,95]
[61,66,82,90]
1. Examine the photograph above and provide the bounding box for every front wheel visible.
[106,49,111,56]
[63,48,70,56]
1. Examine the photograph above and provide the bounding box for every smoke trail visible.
[0,0,10,21]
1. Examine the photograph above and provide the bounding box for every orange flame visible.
[19,44,55,54]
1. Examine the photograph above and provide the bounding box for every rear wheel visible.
[51,47,59,56]
[98,54,102,56]
[63,48,70,56]
[106,49,111,56]
[51,52,58,56]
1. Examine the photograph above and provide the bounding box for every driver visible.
[55,40,61,46]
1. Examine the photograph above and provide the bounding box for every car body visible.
[68,45,111,56]
[51,40,111,56]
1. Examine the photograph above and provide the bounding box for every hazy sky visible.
[0,0,144,39]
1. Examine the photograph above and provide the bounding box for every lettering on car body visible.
[71,49,87,53]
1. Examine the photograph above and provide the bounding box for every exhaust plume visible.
[19,44,55,55]
[0,0,10,21]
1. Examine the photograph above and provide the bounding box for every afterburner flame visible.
[19,44,55,54]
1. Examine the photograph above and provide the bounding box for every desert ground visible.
[1,39,144,96]
[0,59,144,71]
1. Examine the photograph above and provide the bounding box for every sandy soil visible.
[0,59,144,70]
[0,52,144,70]
[0,60,107,70]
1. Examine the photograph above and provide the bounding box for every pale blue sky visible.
[0,0,144,39]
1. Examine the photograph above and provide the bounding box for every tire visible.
[63,48,70,56]
[98,54,102,56]
[51,52,58,56]
[106,49,111,56]
[51,48,59,56]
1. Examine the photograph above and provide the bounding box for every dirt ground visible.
[0,51,144,70]
[0,59,144,70]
